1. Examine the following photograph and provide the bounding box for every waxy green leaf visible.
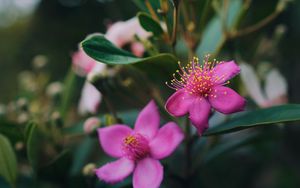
[137,12,164,36]
[81,34,178,85]
[204,104,300,136]
[81,34,177,65]
[0,134,17,188]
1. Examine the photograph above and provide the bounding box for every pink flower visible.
[165,56,246,135]
[105,18,151,57]
[72,48,98,77]
[77,61,107,115]
[95,100,184,188]
[71,47,107,115]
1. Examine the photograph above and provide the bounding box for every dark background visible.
[1,0,300,187]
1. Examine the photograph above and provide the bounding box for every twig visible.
[145,0,160,22]
[229,11,281,38]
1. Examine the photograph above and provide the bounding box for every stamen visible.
[166,55,228,97]
[122,133,150,161]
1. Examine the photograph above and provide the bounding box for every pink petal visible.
[213,61,240,84]
[83,117,100,134]
[208,86,246,114]
[95,157,134,184]
[72,48,96,76]
[165,89,195,117]
[134,100,160,140]
[131,42,145,57]
[78,82,102,115]
[149,122,184,159]
[188,98,211,135]
[133,158,163,188]
[98,125,132,158]
[105,18,151,49]
[105,21,129,47]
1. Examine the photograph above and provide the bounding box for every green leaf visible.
[70,137,97,176]
[26,122,39,170]
[203,132,258,163]
[0,134,17,188]
[131,0,147,11]
[204,104,300,136]
[81,34,178,86]
[81,34,139,65]
[39,150,72,179]
[60,69,78,119]
[196,0,242,57]
[0,119,23,144]
[137,12,164,36]
[81,34,177,65]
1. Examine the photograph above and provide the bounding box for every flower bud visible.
[16,98,28,112]
[32,55,48,70]
[83,117,101,134]
[51,111,63,128]
[15,141,24,151]
[104,114,118,126]
[46,82,63,97]
[17,112,29,124]
[276,0,291,12]
[82,163,96,176]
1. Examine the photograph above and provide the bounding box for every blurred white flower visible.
[105,17,151,57]
[78,81,102,115]
[46,81,63,97]
[240,62,288,108]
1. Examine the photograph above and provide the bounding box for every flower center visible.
[184,68,214,96]
[122,133,150,161]
[166,55,226,97]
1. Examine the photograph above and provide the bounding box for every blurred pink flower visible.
[72,48,98,77]
[83,117,100,134]
[73,18,150,115]
[106,18,151,57]
[71,45,108,115]
[130,42,145,57]
[240,63,288,108]
[95,100,184,188]
[165,56,246,135]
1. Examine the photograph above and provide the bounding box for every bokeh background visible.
[1,0,300,188]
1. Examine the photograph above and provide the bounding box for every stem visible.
[213,36,227,57]
[199,0,211,32]
[171,1,179,49]
[159,0,171,42]
[230,10,281,38]
[232,0,252,30]
[181,1,189,29]
[184,116,192,186]
[145,0,160,22]
[221,0,229,35]
[103,95,118,121]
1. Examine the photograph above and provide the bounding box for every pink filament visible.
[122,133,150,161]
